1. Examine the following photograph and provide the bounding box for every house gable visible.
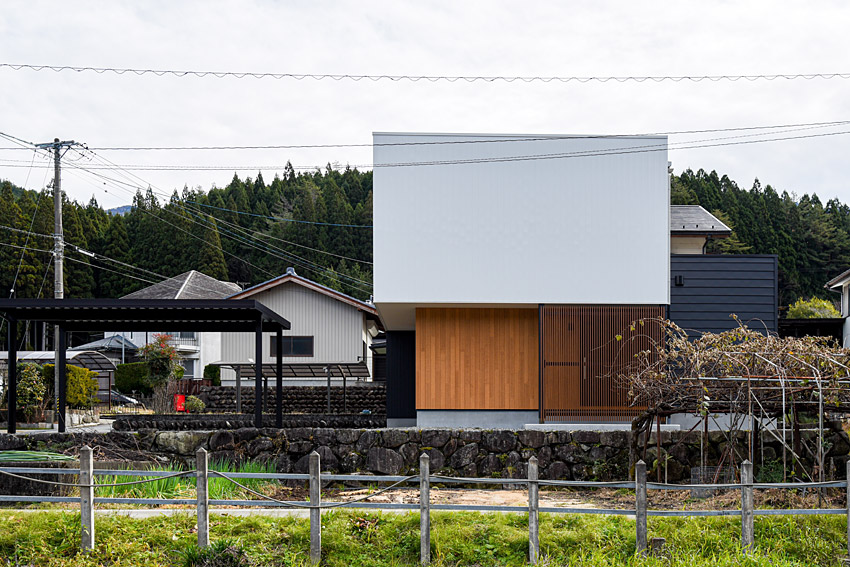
[221,277,370,366]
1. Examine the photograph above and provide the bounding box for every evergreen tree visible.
[196,216,228,280]
[704,210,751,254]
[98,215,133,297]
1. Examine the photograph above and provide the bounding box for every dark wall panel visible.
[670,255,778,335]
[386,331,416,419]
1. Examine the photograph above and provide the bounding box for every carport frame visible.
[0,299,290,433]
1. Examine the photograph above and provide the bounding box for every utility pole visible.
[35,138,76,427]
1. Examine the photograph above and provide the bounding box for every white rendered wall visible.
[671,236,706,255]
[374,133,670,329]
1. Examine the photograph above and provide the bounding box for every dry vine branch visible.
[613,317,850,480]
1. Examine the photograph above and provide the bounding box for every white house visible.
[116,270,241,377]
[826,269,850,347]
[218,268,382,386]
[373,132,670,427]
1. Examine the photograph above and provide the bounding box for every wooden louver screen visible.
[540,305,663,423]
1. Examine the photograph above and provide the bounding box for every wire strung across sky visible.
[3,125,850,172]
[0,241,161,286]
[3,118,848,295]
[0,223,251,297]
[68,156,376,284]
[2,120,849,153]
[58,154,375,292]
[0,130,378,294]
[3,63,850,84]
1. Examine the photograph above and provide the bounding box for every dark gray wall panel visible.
[386,331,416,419]
[670,255,778,335]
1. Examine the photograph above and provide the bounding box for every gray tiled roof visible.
[70,334,138,351]
[670,205,732,235]
[122,270,242,300]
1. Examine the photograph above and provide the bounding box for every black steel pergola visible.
[0,299,291,434]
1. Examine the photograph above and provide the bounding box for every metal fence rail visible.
[2,447,850,564]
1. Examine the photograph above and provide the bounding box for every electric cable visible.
[3,63,850,84]
[63,157,374,290]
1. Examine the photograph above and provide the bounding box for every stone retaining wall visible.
[112,413,386,431]
[7,422,849,483]
[198,384,385,414]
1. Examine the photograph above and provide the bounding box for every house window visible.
[270,336,314,357]
[181,359,196,378]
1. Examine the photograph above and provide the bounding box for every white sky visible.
[2,1,850,209]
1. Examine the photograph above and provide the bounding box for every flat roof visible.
[373,131,668,140]
[0,299,291,332]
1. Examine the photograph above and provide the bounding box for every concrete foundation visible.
[417,410,538,429]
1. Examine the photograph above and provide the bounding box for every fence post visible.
[635,459,647,554]
[741,460,754,552]
[420,453,431,565]
[309,451,321,565]
[528,456,539,565]
[80,445,95,552]
[196,448,209,548]
[846,460,850,560]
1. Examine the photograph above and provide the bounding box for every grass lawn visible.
[0,510,846,566]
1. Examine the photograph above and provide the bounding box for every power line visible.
[0,150,375,293]
[7,125,847,172]
[62,160,375,292]
[182,202,373,264]
[0,240,160,286]
[50,120,850,151]
[19,255,54,350]
[64,152,375,287]
[64,165,279,281]
[186,200,372,229]
[0,130,37,148]
[3,63,850,83]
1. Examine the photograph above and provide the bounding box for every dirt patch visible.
[269,485,848,512]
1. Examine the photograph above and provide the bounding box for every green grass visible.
[208,459,278,500]
[0,511,846,566]
[93,460,278,501]
[94,462,192,500]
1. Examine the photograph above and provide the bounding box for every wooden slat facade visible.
[415,307,539,410]
[540,305,664,422]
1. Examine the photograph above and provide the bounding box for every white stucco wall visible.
[671,236,706,255]
[373,132,670,330]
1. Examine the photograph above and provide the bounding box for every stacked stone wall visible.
[198,385,385,415]
[8,422,849,483]
[112,413,386,431]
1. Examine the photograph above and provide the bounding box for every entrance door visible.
[540,305,663,423]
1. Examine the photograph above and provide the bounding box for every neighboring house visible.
[70,334,140,366]
[670,205,731,254]
[669,205,778,336]
[825,269,850,347]
[114,270,242,378]
[218,267,382,386]
[374,133,671,428]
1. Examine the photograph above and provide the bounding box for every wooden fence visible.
[2,446,849,564]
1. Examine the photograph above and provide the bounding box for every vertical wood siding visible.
[415,307,539,410]
[540,305,663,422]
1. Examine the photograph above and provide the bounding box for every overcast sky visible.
[2,1,850,209]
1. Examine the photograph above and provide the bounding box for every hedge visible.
[203,364,221,387]
[42,364,99,409]
[115,362,151,396]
